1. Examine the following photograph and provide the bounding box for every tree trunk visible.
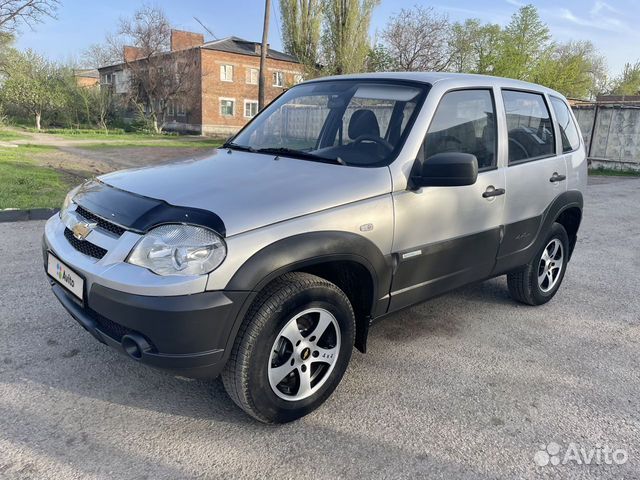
[35,112,41,130]
[152,116,159,133]
[258,0,271,110]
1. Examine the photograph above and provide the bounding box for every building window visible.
[167,101,175,116]
[220,64,233,82]
[272,71,284,87]
[220,98,235,116]
[177,103,186,117]
[101,73,114,84]
[244,100,258,118]
[293,74,303,85]
[246,68,259,85]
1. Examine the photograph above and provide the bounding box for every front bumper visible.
[49,282,249,378]
[43,214,250,378]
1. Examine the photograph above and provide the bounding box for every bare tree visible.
[0,0,59,33]
[96,5,202,133]
[382,6,452,72]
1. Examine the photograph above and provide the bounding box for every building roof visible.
[74,68,99,78]
[202,36,298,63]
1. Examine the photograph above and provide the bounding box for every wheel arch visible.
[224,231,393,355]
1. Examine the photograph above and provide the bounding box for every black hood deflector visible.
[73,180,226,236]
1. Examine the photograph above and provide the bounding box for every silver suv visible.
[43,73,586,423]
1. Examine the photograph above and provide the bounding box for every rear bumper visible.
[49,281,250,379]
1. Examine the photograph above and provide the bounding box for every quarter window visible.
[550,97,581,153]
[220,64,233,82]
[502,90,555,163]
[220,99,235,116]
[424,89,497,170]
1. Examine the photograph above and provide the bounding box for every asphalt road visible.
[1,177,639,479]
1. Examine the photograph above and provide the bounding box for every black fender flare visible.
[227,231,392,305]
[222,231,393,357]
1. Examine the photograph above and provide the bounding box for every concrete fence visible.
[572,102,640,171]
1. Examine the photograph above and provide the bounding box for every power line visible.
[194,17,217,40]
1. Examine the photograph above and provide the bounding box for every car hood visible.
[99,149,392,237]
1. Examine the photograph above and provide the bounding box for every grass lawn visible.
[0,129,28,142]
[589,166,640,177]
[80,138,223,149]
[0,145,74,209]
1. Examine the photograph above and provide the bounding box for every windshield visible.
[228,80,427,166]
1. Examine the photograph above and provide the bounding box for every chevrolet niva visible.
[44,73,586,423]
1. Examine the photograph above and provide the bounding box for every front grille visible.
[64,228,107,259]
[76,205,126,237]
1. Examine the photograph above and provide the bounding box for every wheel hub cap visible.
[538,238,564,293]
[268,308,341,402]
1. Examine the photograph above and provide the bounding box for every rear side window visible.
[550,97,581,152]
[502,90,555,164]
[424,89,497,170]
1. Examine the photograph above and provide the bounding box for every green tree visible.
[321,0,379,75]
[366,43,395,72]
[494,5,551,80]
[610,61,640,95]
[1,49,64,129]
[279,0,322,76]
[533,41,607,99]
[449,19,501,74]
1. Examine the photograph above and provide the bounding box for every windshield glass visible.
[229,80,427,166]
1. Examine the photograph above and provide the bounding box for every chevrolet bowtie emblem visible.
[72,220,97,241]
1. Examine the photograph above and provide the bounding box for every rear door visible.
[496,89,567,270]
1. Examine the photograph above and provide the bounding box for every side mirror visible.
[412,152,478,188]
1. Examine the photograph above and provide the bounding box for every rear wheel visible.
[507,222,569,305]
[222,272,355,423]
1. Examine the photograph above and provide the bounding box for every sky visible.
[13,0,640,75]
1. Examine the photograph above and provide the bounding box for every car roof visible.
[303,72,565,100]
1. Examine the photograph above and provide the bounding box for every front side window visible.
[229,80,427,167]
[503,90,555,163]
[424,89,497,169]
[220,99,234,116]
[273,71,284,87]
[244,100,258,118]
[220,64,233,82]
[550,97,580,152]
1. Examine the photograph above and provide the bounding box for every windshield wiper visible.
[223,141,256,153]
[256,147,346,165]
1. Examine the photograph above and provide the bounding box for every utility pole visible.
[258,0,271,110]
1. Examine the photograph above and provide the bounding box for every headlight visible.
[127,224,226,276]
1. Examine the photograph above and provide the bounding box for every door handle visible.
[482,186,505,198]
[549,172,566,182]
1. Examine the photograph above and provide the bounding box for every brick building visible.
[98,30,302,135]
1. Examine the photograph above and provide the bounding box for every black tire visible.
[221,272,355,423]
[507,222,570,306]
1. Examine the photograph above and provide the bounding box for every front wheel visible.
[507,222,570,305]
[222,272,355,423]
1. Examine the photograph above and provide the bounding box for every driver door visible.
[390,88,506,311]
